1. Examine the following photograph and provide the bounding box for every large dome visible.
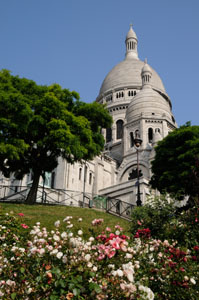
[97,25,166,100]
[98,58,166,96]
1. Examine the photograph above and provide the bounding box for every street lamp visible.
[134,138,142,206]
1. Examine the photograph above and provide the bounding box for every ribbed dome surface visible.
[98,59,165,96]
[126,87,171,123]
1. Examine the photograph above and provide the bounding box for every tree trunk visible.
[25,171,41,204]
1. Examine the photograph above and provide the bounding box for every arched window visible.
[135,129,140,138]
[79,168,82,180]
[106,127,112,143]
[148,128,153,143]
[155,128,160,133]
[116,120,123,139]
[128,91,130,96]
[89,173,92,185]
[130,132,134,147]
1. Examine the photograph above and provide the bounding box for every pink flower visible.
[21,224,29,229]
[105,227,111,232]
[18,213,24,217]
[91,218,104,226]
[115,225,123,231]
[137,220,142,225]
[107,250,116,258]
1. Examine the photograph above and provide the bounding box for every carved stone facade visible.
[96,25,177,205]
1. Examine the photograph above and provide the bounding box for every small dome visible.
[126,88,172,123]
[126,24,137,40]
[142,62,152,74]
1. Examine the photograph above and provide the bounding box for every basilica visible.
[0,25,177,206]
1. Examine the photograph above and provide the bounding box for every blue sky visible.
[0,0,198,126]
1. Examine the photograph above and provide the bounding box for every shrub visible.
[131,194,175,239]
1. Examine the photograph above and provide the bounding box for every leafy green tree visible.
[0,70,112,204]
[150,123,199,202]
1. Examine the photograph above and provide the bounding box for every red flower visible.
[193,245,199,251]
[21,224,29,229]
[18,213,24,217]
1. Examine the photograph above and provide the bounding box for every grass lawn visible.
[0,202,131,238]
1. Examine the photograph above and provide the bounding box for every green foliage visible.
[131,194,175,239]
[0,70,112,203]
[164,205,199,248]
[150,124,199,201]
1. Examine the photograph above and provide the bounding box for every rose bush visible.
[0,210,198,299]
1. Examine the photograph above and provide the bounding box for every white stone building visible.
[1,25,177,206]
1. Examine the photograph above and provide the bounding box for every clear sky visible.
[0,0,198,126]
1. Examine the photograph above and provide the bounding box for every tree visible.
[0,70,112,204]
[150,123,199,202]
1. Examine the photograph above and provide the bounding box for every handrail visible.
[0,185,134,220]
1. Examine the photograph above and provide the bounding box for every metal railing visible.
[106,197,135,220]
[0,185,134,220]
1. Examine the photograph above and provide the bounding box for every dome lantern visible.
[141,59,152,89]
[125,24,138,60]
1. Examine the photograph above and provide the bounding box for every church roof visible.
[98,59,165,96]
[126,87,171,122]
[97,25,166,99]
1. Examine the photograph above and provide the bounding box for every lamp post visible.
[134,138,142,206]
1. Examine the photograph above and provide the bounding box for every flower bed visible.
[0,213,198,299]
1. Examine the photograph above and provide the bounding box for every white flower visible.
[89,237,94,242]
[108,264,115,269]
[184,276,189,281]
[36,222,40,226]
[53,234,60,242]
[47,245,53,251]
[61,232,67,239]
[54,220,60,228]
[68,232,73,237]
[85,254,91,261]
[115,230,120,235]
[78,218,82,222]
[27,287,32,294]
[30,247,37,254]
[67,224,73,228]
[50,249,58,255]
[117,269,123,277]
[63,216,73,222]
[87,262,93,268]
[190,278,196,284]
[78,230,83,235]
[6,280,15,286]
[93,266,97,272]
[56,252,63,259]
[38,248,45,256]
[62,255,67,263]
[125,253,132,259]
